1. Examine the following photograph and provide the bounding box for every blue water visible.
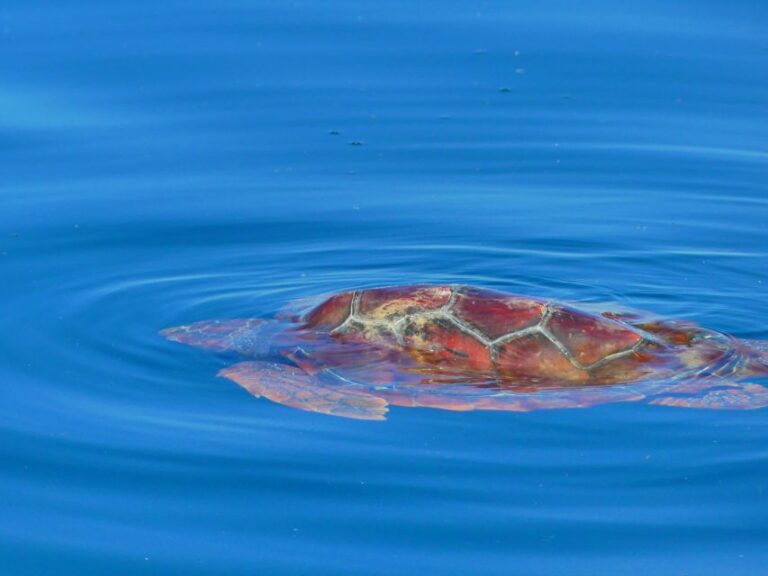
[3,1,768,574]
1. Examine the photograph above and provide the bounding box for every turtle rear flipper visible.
[649,382,768,410]
[219,361,388,420]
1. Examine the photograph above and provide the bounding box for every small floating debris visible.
[348,140,364,146]
[498,87,512,93]
[328,130,341,136]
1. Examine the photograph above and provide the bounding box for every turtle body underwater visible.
[162,285,768,420]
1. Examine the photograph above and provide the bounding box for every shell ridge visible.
[584,339,645,371]
[539,305,649,371]
[330,290,360,334]
[537,310,589,370]
[442,311,493,347]
[442,285,461,313]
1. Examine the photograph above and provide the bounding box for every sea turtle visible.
[161,285,768,420]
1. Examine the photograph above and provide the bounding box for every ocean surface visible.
[2,1,768,574]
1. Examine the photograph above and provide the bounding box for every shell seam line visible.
[334,290,646,374]
[442,286,460,313]
[330,290,360,334]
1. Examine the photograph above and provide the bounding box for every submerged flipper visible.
[219,361,388,420]
[649,381,768,410]
[380,382,645,412]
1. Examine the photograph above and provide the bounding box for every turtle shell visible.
[303,285,687,385]
[163,284,768,418]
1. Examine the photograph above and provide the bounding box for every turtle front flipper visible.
[649,380,768,410]
[219,361,388,420]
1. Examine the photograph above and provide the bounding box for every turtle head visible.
[161,318,283,358]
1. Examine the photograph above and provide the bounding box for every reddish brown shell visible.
[303,284,659,385]
[303,291,354,329]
